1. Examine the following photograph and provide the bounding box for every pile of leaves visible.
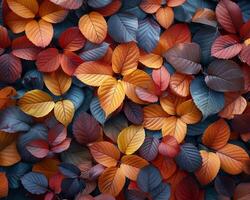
[0,0,250,199]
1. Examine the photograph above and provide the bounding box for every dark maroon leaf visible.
[164,43,202,75]
[205,59,244,92]
[48,123,67,146]
[123,101,143,125]
[231,112,250,134]
[215,175,236,197]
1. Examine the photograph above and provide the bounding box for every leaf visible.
[98,167,125,197]
[0,54,22,83]
[164,43,202,75]
[44,70,72,96]
[202,119,230,150]
[136,17,161,53]
[54,100,75,126]
[137,165,162,193]
[151,182,171,200]
[25,19,53,48]
[89,141,120,167]
[96,0,122,17]
[190,76,225,119]
[139,52,163,69]
[158,135,180,158]
[120,155,148,181]
[0,87,16,109]
[49,0,83,9]
[205,59,244,92]
[18,90,55,118]
[153,23,191,55]
[73,111,102,145]
[21,172,48,195]
[239,45,250,66]
[195,151,220,185]
[0,131,17,151]
[59,27,86,51]
[0,106,33,133]
[59,163,80,178]
[117,125,145,155]
[87,0,112,8]
[176,99,202,124]
[79,11,107,44]
[152,155,177,179]
[152,66,170,92]
[216,0,243,34]
[169,73,192,97]
[135,87,158,103]
[160,94,186,116]
[123,101,143,125]
[219,93,247,119]
[156,7,174,29]
[36,48,61,72]
[0,25,11,49]
[39,0,68,24]
[211,35,242,59]
[98,77,125,116]
[214,175,236,197]
[139,0,161,14]
[192,8,217,27]
[175,143,202,172]
[162,116,187,143]
[0,141,21,166]
[26,139,49,158]
[216,144,249,175]
[138,136,159,161]
[234,182,250,200]
[7,0,39,19]
[12,35,41,60]
[108,13,138,43]
[143,104,168,130]
[0,172,8,198]
[63,86,85,110]
[75,61,113,87]
[112,42,139,76]
[33,158,60,179]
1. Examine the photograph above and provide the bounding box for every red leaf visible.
[59,27,86,52]
[240,20,250,40]
[135,87,158,103]
[211,35,242,59]
[61,50,83,76]
[152,66,170,92]
[48,123,67,146]
[239,45,250,66]
[12,35,41,60]
[26,139,49,158]
[49,173,64,194]
[36,48,61,72]
[216,0,243,33]
[158,135,180,158]
[50,138,71,153]
[0,53,22,83]
[0,25,11,49]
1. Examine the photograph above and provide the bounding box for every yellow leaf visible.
[18,89,55,118]
[139,51,163,69]
[43,70,72,96]
[54,100,75,126]
[117,125,145,155]
[98,77,125,116]
[0,141,21,166]
[74,61,113,87]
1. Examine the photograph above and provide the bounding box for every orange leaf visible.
[160,95,187,115]
[44,70,72,96]
[153,24,191,55]
[96,0,122,17]
[112,42,140,76]
[89,141,120,167]
[176,99,202,124]
[25,19,53,47]
[170,73,192,97]
[54,100,75,126]
[79,11,107,44]
[0,172,8,198]
[0,141,21,166]
[156,7,174,29]
[167,0,186,7]
[122,69,155,104]
[162,116,187,143]
[217,144,249,175]
[0,131,17,151]
[153,154,177,179]
[75,61,113,87]
[143,104,169,130]
[139,0,162,14]
[195,151,220,185]
[192,8,216,27]
[219,93,247,119]
[202,119,230,150]
[120,155,148,181]
[0,87,16,109]
[139,51,163,69]
[98,78,125,116]
[7,0,39,19]
[32,158,60,179]
[98,166,125,197]
[39,0,68,24]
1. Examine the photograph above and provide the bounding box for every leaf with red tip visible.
[135,87,158,103]
[158,135,180,158]
[61,51,83,76]
[152,66,170,92]
[211,35,242,59]
[51,138,71,153]
[26,139,49,158]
